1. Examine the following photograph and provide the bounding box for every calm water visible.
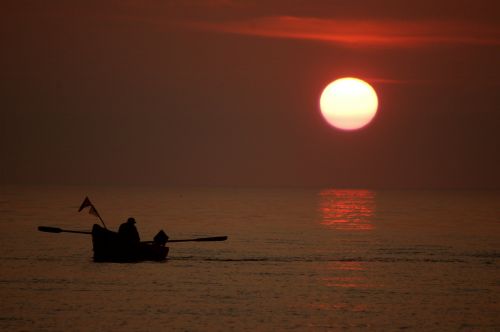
[0,186,498,331]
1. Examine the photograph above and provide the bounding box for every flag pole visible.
[96,213,107,229]
[89,206,107,229]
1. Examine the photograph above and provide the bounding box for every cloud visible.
[183,16,500,47]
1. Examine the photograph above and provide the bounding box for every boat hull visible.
[92,224,169,262]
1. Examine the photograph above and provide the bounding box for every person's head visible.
[127,217,136,224]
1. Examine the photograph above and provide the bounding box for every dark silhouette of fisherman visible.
[118,217,140,244]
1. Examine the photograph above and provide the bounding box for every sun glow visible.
[319,189,375,231]
[320,78,378,130]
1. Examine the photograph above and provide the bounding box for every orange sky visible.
[1,1,499,188]
[185,16,500,47]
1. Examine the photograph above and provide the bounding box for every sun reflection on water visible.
[319,189,376,231]
[319,262,377,289]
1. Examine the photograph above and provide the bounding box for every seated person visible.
[118,217,140,244]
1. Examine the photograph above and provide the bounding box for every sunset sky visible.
[1,1,499,188]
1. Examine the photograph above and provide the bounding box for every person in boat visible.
[153,230,169,246]
[118,217,140,244]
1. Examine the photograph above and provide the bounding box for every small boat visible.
[92,224,169,262]
[38,223,226,263]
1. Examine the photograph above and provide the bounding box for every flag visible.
[88,206,101,218]
[78,196,107,228]
[78,197,92,212]
[78,197,102,219]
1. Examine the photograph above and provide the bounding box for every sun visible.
[319,78,378,131]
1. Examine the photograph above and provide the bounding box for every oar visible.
[141,236,228,244]
[39,226,227,242]
[38,226,91,235]
[168,236,228,243]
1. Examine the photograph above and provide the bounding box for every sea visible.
[0,186,498,331]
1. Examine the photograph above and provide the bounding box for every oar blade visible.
[38,226,62,233]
